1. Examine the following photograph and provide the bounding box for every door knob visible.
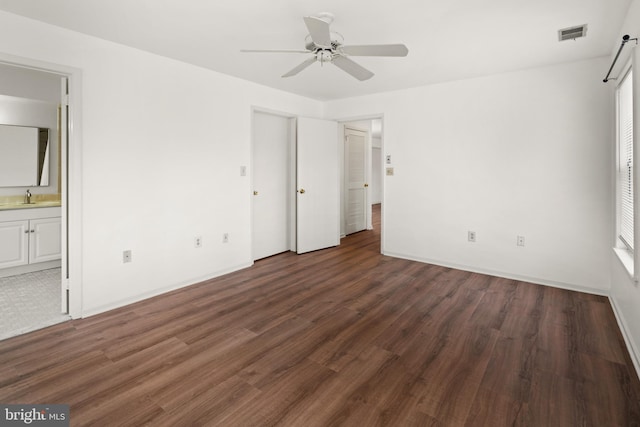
[253,191,259,196]
[299,188,306,194]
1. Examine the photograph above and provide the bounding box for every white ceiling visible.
[0,0,631,100]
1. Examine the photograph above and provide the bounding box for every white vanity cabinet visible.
[0,207,61,274]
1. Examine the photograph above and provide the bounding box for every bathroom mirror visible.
[0,124,49,187]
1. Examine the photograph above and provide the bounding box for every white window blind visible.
[619,69,634,250]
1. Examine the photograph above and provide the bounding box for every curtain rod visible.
[603,35,637,83]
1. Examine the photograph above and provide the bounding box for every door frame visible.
[338,114,385,254]
[250,108,383,257]
[0,52,83,318]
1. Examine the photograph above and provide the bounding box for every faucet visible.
[24,189,32,204]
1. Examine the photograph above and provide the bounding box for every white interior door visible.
[252,112,291,260]
[371,146,382,204]
[297,117,340,254]
[345,128,367,235]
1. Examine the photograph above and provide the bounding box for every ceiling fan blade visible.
[340,44,409,57]
[332,56,374,81]
[282,56,317,78]
[241,49,310,54]
[303,16,332,48]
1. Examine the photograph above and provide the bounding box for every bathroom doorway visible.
[0,60,76,340]
[340,117,384,250]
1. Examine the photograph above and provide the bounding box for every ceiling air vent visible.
[558,24,587,41]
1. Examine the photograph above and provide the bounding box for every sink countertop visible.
[0,201,62,211]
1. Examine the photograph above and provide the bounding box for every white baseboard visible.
[383,251,608,296]
[81,261,253,318]
[608,296,640,381]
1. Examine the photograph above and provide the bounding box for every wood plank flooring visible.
[1,205,639,426]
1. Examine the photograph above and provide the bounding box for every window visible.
[618,68,634,251]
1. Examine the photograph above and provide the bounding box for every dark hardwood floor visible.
[1,204,639,426]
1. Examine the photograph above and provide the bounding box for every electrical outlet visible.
[386,167,394,176]
[195,236,202,248]
[468,231,476,242]
[517,235,525,247]
[123,250,132,263]
[223,233,229,243]
[386,155,392,164]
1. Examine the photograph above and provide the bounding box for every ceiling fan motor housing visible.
[305,36,342,52]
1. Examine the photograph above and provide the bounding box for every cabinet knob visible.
[30,229,35,233]
[24,230,29,234]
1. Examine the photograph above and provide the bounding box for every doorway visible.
[340,117,384,245]
[252,111,295,260]
[251,111,341,260]
[344,126,368,235]
[0,57,80,339]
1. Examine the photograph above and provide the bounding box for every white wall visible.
[609,0,640,376]
[0,11,323,315]
[0,9,622,334]
[326,58,613,293]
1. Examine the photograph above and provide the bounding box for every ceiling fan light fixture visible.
[316,50,333,63]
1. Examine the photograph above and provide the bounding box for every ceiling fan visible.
[241,12,409,81]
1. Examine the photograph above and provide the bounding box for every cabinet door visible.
[30,217,62,264]
[0,220,29,269]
